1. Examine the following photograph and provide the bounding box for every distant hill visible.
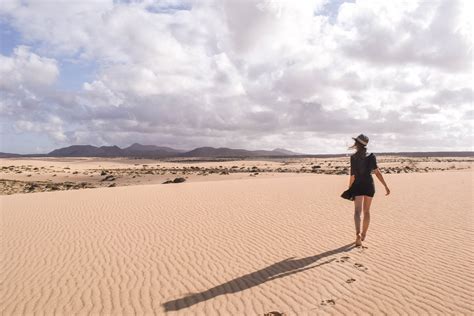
[46,145,305,158]
[47,144,181,157]
[179,147,248,157]
[0,152,22,158]
[49,145,123,157]
[2,144,472,158]
[123,143,185,157]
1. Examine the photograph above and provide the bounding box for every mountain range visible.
[1,144,473,158]
[45,143,304,158]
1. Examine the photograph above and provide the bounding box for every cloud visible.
[336,0,472,72]
[430,88,472,106]
[0,45,58,90]
[0,0,472,153]
[15,115,66,142]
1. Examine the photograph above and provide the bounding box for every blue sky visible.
[0,19,19,55]
[0,19,98,91]
[0,0,472,154]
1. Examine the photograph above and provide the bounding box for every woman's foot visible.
[361,232,366,241]
[355,234,362,246]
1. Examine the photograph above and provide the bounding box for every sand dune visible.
[1,171,473,315]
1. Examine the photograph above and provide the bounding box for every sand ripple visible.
[1,172,473,315]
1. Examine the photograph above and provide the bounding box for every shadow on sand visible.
[162,242,355,312]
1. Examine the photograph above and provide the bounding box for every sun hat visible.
[352,134,369,146]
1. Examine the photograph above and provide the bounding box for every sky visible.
[0,0,472,154]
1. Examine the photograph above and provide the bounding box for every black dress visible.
[349,152,378,197]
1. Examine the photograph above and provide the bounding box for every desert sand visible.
[1,156,472,195]
[1,163,473,315]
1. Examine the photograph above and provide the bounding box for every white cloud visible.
[0,45,58,90]
[0,0,472,153]
[336,0,471,72]
[15,115,67,142]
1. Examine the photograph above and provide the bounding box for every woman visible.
[348,134,390,246]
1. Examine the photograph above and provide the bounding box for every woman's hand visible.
[385,186,390,196]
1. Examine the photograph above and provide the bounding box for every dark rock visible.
[102,175,116,181]
[24,183,38,192]
[173,177,186,183]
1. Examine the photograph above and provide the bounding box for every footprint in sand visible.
[336,256,350,263]
[354,263,368,271]
[320,299,336,306]
[346,278,356,283]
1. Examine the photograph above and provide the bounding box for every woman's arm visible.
[374,169,390,195]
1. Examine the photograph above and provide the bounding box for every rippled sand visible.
[1,171,473,315]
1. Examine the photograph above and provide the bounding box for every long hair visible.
[348,140,367,158]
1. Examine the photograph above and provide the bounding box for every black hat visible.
[352,134,369,146]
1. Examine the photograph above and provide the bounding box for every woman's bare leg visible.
[361,196,373,241]
[354,196,363,246]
